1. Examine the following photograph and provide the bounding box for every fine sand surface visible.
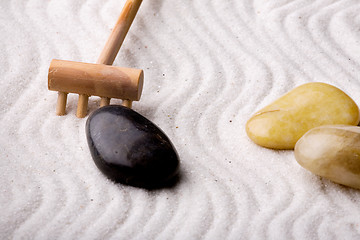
[1,0,360,239]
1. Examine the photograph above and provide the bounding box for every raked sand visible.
[1,0,360,239]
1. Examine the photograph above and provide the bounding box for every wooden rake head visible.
[48,0,143,118]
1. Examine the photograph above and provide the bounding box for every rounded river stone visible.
[246,82,360,149]
[295,125,360,189]
[86,105,179,189]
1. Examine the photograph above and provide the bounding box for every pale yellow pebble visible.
[246,82,360,149]
[295,125,360,189]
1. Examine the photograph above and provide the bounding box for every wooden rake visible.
[48,0,143,118]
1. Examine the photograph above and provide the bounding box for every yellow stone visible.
[246,82,360,149]
[295,125,360,189]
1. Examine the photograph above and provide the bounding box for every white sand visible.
[1,0,360,239]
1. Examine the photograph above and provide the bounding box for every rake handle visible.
[76,0,143,117]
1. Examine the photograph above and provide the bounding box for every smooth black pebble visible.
[86,105,180,189]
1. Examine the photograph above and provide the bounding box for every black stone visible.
[86,105,180,189]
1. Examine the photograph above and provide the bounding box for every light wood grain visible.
[49,0,143,117]
[97,0,143,106]
[56,92,68,116]
[97,0,143,65]
[76,94,89,118]
[100,97,111,107]
[48,59,144,100]
[122,100,133,108]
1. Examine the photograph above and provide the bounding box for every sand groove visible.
[1,0,360,239]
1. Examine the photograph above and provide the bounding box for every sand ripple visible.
[1,0,360,239]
